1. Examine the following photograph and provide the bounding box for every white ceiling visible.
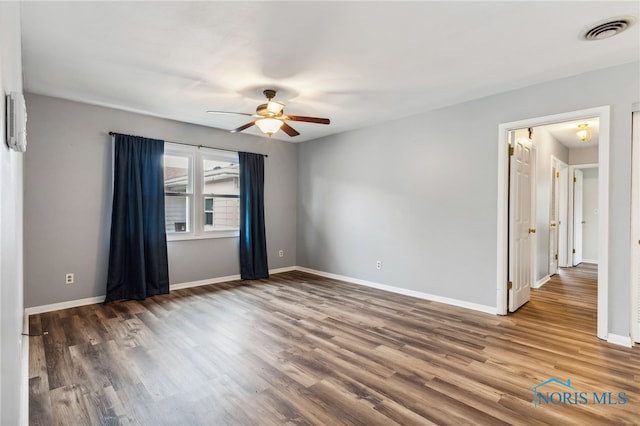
[544,118,600,149]
[20,1,639,143]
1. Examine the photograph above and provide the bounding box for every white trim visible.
[631,110,640,343]
[297,266,497,315]
[169,274,240,290]
[496,123,509,315]
[24,267,298,315]
[25,296,105,315]
[497,106,610,340]
[534,275,550,289]
[581,259,598,265]
[607,333,633,348]
[170,267,297,291]
[20,312,29,426]
[597,110,610,341]
[270,266,298,274]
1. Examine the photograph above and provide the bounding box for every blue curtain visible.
[105,134,169,302]
[239,152,269,279]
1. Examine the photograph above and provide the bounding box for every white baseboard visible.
[534,275,550,289]
[25,266,297,315]
[270,266,297,274]
[296,266,496,315]
[169,274,240,290]
[25,295,105,316]
[607,333,633,348]
[168,267,296,290]
[582,259,598,265]
[20,312,29,426]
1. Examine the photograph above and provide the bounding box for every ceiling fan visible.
[207,89,330,137]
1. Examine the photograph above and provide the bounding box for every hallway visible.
[517,263,598,335]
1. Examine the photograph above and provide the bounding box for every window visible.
[164,144,239,240]
[164,153,193,233]
[202,157,240,231]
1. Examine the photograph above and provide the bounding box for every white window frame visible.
[201,151,240,233]
[204,196,214,227]
[165,143,240,241]
[164,147,194,236]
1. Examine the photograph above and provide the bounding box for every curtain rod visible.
[108,132,268,157]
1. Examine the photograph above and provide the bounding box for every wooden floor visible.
[29,265,640,425]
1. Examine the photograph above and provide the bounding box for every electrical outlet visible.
[376,260,382,270]
[279,250,284,257]
[65,273,74,284]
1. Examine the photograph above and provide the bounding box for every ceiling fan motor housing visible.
[256,103,283,118]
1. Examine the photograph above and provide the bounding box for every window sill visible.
[167,230,239,242]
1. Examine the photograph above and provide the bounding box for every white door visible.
[549,163,559,275]
[558,163,569,267]
[573,169,584,266]
[509,134,534,312]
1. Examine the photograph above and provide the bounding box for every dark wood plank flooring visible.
[29,265,640,425]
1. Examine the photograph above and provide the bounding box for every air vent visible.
[582,17,635,40]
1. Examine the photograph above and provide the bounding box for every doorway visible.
[496,106,610,340]
[568,164,599,267]
[549,156,569,274]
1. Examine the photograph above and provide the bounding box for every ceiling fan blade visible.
[280,122,300,137]
[284,115,330,125]
[230,121,256,133]
[207,110,255,117]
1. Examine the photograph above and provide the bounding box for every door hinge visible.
[573,176,577,183]
[507,281,513,290]
[508,145,514,156]
[555,254,558,260]
[572,249,576,254]
[556,171,560,178]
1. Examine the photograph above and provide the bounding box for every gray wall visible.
[0,3,25,424]
[582,167,599,263]
[24,94,298,307]
[297,62,639,335]
[570,146,599,165]
[534,128,569,282]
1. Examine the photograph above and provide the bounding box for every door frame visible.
[496,106,610,341]
[631,107,639,343]
[568,164,597,266]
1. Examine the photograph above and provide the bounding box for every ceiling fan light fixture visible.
[256,118,283,136]
[576,123,592,143]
